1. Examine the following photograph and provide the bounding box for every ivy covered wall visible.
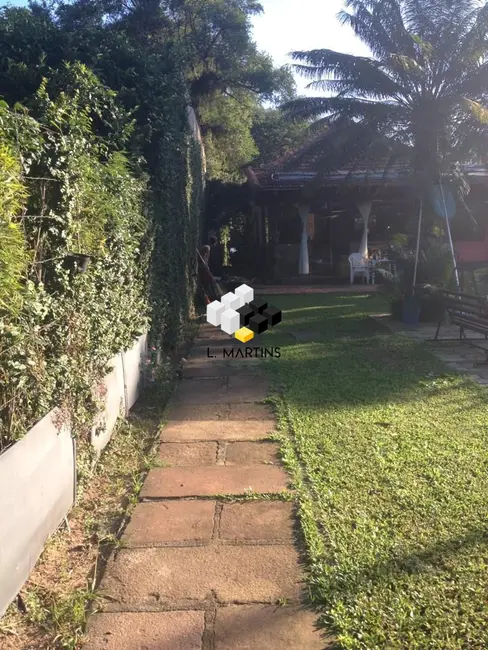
[0,63,204,450]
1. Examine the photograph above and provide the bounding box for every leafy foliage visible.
[0,0,296,183]
[0,57,203,449]
[251,107,309,167]
[0,143,29,315]
[198,90,258,181]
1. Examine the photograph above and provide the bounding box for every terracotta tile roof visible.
[247,128,412,188]
[247,128,488,189]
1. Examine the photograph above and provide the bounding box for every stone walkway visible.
[85,324,328,649]
[374,314,488,386]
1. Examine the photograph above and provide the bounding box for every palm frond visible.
[282,95,406,125]
[340,0,415,61]
[290,48,405,99]
[284,0,488,189]
[371,0,417,56]
[460,2,488,53]
[337,5,423,92]
[389,53,424,74]
[289,49,377,72]
[434,4,488,93]
[401,0,441,38]
[304,77,401,100]
[280,97,337,122]
[447,114,488,164]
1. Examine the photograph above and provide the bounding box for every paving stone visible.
[222,358,263,367]
[228,403,274,420]
[85,611,204,650]
[193,336,235,348]
[220,502,294,542]
[124,501,216,546]
[166,402,273,422]
[214,605,328,650]
[182,352,229,365]
[227,376,269,403]
[182,364,237,379]
[100,546,303,607]
[84,320,323,649]
[183,353,262,368]
[165,403,228,421]
[182,363,262,379]
[140,466,289,498]
[195,328,232,340]
[225,442,280,466]
[172,378,228,404]
[185,345,222,360]
[161,419,275,442]
[160,442,217,466]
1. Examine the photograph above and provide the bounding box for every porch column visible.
[298,205,310,275]
[357,201,372,257]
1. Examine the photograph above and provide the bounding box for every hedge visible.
[0,62,204,450]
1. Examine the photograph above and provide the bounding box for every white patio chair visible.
[348,253,371,284]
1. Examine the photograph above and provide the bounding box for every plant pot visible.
[390,299,403,321]
[402,296,421,325]
[76,254,91,272]
[65,253,92,273]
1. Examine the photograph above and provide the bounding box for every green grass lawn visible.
[261,293,488,650]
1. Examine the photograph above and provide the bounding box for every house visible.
[243,128,488,284]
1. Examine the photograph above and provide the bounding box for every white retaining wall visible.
[122,332,148,414]
[91,353,125,452]
[0,332,148,618]
[0,410,75,618]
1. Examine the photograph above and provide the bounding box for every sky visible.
[251,0,370,96]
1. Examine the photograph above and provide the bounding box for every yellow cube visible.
[235,327,254,343]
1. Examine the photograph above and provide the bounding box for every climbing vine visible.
[0,62,204,450]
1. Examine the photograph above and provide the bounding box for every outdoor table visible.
[368,259,396,284]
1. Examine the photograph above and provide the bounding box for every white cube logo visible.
[221,292,241,311]
[221,308,240,335]
[235,284,254,305]
[207,300,225,327]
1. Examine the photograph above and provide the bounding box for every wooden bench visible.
[436,290,488,362]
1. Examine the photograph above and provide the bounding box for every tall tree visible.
[155,0,296,176]
[251,106,309,167]
[198,90,259,181]
[283,0,488,187]
[0,0,296,181]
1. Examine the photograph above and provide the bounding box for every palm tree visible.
[283,0,488,187]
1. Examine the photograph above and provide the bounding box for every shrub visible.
[0,63,204,450]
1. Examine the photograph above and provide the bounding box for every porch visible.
[242,130,488,286]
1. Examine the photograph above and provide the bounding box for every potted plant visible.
[402,290,421,325]
[377,263,421,324]
[417,284,445,322]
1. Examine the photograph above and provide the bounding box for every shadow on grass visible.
[253,290,488,411]
[304,523,488,642]
[262,337,488,413]
[258,293,488,646]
